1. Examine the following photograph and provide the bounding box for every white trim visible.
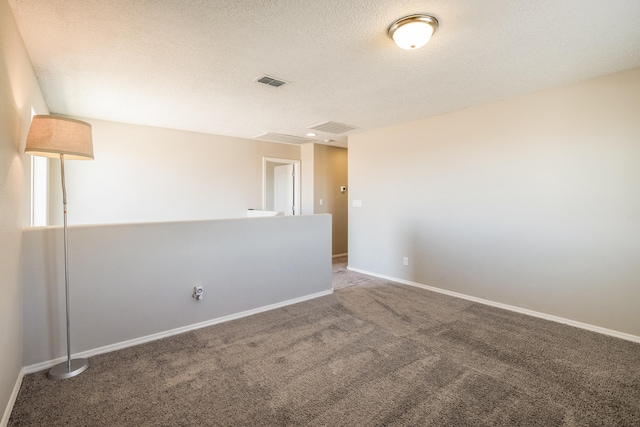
[332,253,348,258]
[347,267,640,344]
[262,157,301,215]
[24,289,333,374]
[1,368,25,427]
[30,155,48,227]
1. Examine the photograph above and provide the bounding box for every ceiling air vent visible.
[254,75,288,87]
[309,121,358,134]
[254,133,313,145]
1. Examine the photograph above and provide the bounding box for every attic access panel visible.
[309,121,358,134]
[254,133,314,145]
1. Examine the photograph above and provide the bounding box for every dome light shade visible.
[388,14,439,50]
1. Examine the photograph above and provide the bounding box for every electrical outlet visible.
[193,286,203,300]
[403,257,409,266]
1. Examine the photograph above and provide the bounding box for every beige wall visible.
[0,0,48,422]
[49,119,301,225]
[313,144,348,255]
[300,143,314,215]
[349,68,640,338]
[301,143,348,255]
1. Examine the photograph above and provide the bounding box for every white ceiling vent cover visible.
[309,121,358,134]
[254,75,288,87]
[254,133,313,145]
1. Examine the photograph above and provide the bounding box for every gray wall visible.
[22,215,332,367]
[349,68,640,338]
[0,0,48,423]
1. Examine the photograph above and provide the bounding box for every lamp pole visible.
[25,115,94,380]
[47,154,90,379]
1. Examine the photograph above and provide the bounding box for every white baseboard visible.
[1,368,25,427]
[332,253,348,258]
[24,289,333,374]
[347,267,640,344]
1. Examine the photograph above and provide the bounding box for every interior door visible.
[274,164,295,215]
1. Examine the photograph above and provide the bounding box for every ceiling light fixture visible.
[388,14,439,50]
[306,132,317,137]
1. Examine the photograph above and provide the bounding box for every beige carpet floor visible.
[9,256,640,426]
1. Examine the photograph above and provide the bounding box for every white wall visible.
[264,160,290,211]
[0,0,48,423]
[49,118,301,225]
[22,215,332,367]
[349,68,640,338]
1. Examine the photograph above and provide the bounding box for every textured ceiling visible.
[8,0,640,147]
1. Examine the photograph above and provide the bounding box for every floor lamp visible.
[25,115,94,380]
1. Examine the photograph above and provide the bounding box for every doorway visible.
[263,157,300,215]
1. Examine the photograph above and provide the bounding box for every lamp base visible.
[47,358,89,380]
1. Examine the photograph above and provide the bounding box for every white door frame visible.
[262,157,301,215]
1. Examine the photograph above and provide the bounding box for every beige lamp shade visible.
[25,115,94,160]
